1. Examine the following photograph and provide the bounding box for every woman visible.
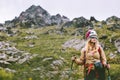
[72,30,110,80]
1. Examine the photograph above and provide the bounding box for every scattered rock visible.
[51,60,64,70]
[0,41,37,66]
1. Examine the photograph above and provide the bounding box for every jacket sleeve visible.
[80,48,85,61]
[99,46,107,64]
[74,48,85,65]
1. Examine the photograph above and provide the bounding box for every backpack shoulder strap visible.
[82,48,86,64]
[98,46,103,64]
[98,46,101,53]
[83,48,86,79]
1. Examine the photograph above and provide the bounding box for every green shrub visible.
[0,69,13,80]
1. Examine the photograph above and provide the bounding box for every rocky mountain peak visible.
[26,5,43,12]
[18,5,51,23]
[90,16,98,22]
[4,5,69,28]
[106,16,120,21]
[25,5,50,16]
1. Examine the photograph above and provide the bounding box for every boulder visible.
[114,38,120,53]
[62,39,85,51]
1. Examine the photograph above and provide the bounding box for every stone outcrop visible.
[106,16,120,24]
[72,17,90,28]
[90,16,98,22]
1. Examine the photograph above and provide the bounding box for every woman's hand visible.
[106,64,110,69]
[71,55,77,61]
[103,62,110,69]
[71,56,83,65]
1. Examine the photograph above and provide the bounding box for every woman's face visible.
[90,37,97,43]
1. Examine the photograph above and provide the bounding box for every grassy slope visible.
[2,26,120,80]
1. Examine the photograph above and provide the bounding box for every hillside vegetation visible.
[0,25,120,80]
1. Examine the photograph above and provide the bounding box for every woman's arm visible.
[99,46,107,65]
[71,48,85,65]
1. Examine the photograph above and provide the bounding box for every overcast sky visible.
[0,0,120,23]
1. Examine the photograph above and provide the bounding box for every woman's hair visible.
[85,38,99,54]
